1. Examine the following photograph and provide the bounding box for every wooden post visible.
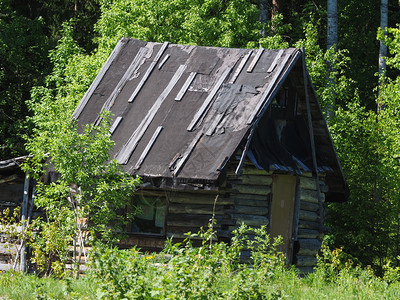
[19,171,30,272]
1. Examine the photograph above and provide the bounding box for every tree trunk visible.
[259,0,268,36]
[327,0,338,50]
[378,0,388,112]
[326,0,338,119]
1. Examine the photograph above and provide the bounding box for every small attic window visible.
[272,87,289,108]
[130,195,167,235]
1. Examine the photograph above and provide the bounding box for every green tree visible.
[0,0,49,159]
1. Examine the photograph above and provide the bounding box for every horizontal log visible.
[300,188,325,204]
[229,184,271,196]
[299,210,319,222]
[299,177,324,190]
[300,201,319,212]
[298,220,321,230]
[228,205,268,215]
[167,226,212,235]
[0,174,20,184]
[228,174,273,186]
[168,204,225,215]
[0,263,13,271]
[168,193,233,205]
[233,214,269,227]
[119,234,166,250]
[166,214,223,228]
[234,198,269,207]
[297,239,322,256]
[230,194,268,202]
[296,255,318,267]
[227,166,272,176]
[297,229,321,239]
[0,243,17,254]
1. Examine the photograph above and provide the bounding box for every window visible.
[130,194,167,235]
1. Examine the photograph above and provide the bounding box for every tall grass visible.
[1,225,399,299]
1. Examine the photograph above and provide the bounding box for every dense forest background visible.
[1,0,400,274]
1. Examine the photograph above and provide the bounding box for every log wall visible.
[224,157,272,233]
[122,158,326,272]
[295,174,325,273]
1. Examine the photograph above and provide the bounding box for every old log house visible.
[0,39,348,272]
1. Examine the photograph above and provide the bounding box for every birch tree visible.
[326,0,338,118]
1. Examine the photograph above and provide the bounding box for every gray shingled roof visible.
[73,38,347,200]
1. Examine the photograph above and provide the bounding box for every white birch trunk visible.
[259,0,268,37]
[327,0,338,50]
[326,0,338,119]
[378,0,388,112]
[379,0,388,78]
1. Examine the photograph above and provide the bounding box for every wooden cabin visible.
[73,38,348,272]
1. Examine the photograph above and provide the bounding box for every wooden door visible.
[269,174,297,263]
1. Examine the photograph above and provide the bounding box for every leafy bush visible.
[88,223,288,299]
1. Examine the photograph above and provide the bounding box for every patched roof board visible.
[74,39,306,181]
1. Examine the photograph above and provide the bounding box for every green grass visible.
[1,226,399,299]
[0,271,97,300]
[1,267,399,299]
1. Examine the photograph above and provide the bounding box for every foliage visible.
[0,0,50,159]
[95,0,260,50]
[323,21,400,272]
[24,112,139,276]
[0,271,97,300]
[1,232,400,299]
[295,15,358,118]
[88,223,288,299]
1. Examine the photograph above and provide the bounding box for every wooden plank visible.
[73,38,126,119]
[233,198,269,207]
[167,214,223,227]
[232,205,268,215]
[187,67,232,131]
[246,48,264,73]
[246,52,291,124]
[230,193,268,201]
[172,130,203,176]
[0,174,19,184]
[109,116,123,134]
[0,244,17,254]
[297,239,322,256]
[228,174,273,185]
[300,188,325,204]
[168,204,224,215]
[128,41,169,103]
[116,64,186,164]
[230,184,271,196]
[158,54,170,69]
[98,46,149,116]
[267,49,284,72]
[299,177,318,190]
[229,50,253,84]
[0,263,13,271]
[233,214,269,227]
[169,193,232,205]
[175,72,196,101]
[300,201,319,212]
[296,255,317,267]
[299,210,319,222]
[134,126,163,170]
[298,220,320,230]
[298,229,320,239]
